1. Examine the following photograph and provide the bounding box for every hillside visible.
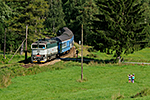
[74,42,150,63]
[0,44,150,99]
[1,62,150,99]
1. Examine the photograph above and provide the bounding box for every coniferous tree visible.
[0,22,4,50]
[63,0,98,43]
[140,0,150,46]
[0,1,12,51]
[4,0,49,51]
[44,0,66,34]
[92,0,149,62]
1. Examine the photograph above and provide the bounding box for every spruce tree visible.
[92,0,149,62]
[0,1,12,51]
[141,0,150,46]
[44,0,66,34]
[63,0,98,43]
[4,0,49,51]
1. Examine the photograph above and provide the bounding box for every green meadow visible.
[92,47,150,62]
[0,48,150,99]
[0,63,150,99]
[123,48,150,62]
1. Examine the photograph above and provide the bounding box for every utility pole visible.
[51,0,55,33]
[4,28,6,59]
[81,24,83,80]
[25,25,28,63]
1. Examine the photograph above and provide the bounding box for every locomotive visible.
[31,27,74,63]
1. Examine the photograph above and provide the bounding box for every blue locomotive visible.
[31,27,74,63]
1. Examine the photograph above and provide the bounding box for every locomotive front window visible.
[32,45,38,48]
[39,45,45,49]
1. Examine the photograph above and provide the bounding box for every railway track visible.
[22,46,76,68]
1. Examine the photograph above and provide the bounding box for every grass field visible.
[0,52,31,67]
[91,47,150,62]
[0,62,150,100]
[1,47,150,99]
[123,48,150,62]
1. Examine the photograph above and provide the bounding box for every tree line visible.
[0,0,150,60]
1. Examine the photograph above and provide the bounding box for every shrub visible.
[0,55,9,64]
[87,54,97,58]
[0,70,11,88]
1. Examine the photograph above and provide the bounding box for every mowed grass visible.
[0,62,150,100]
[91,47,150,62]
[123,48,150,62]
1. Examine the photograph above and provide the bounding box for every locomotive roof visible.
[32,39,57,44]
[53,27,74,42]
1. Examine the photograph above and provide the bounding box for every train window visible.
[39,45,45,49]
[46,44,50,48]
[32,45,38,48]
[62,42,67,48]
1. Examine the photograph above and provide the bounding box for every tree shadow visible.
[60,57,115,64]
[18,57,31,64]
[18,56,115,65]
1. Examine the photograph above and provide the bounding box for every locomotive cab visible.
[31,42,47,63]
[31,39,58,63]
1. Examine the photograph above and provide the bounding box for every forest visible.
[0,0,150,59]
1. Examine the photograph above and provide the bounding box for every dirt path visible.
[39,59,61,67]
[123,62,150,65]
[39,46,76,67]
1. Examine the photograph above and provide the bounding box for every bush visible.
[0,69,11,88]
[0,55,9,64]
[87,54,97,58]
[88,47,97,52]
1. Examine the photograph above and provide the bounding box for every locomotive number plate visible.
[36,55,41,57]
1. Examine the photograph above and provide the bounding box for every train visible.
[31,27,74,63]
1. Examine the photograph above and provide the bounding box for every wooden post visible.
[8,39,26,63]
[20,43,23,55]
[51,0,55,33]
[81,24,83,80]
[4,28,6,59]
[25,25,28,63]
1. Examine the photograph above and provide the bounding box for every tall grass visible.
[0,54,31,66]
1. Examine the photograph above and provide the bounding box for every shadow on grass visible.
[18,56,115,65]
[130,88,150,98]
[18,57,31,64]
[60,57,115,64]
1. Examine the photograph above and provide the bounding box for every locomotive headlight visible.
[33,57,35,60]
[42,55,45,60]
